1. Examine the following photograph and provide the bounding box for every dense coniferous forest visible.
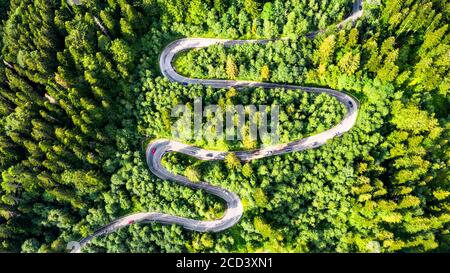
[0,0,448,253]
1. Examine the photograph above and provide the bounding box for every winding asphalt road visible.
[70,0,363,253]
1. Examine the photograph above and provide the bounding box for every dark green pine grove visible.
[0,0,449,253]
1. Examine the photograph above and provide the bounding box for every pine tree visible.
[225,152,241,169]
[260,65,270,81]
[226,55,238,80]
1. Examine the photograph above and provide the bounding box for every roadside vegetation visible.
[138,84,346,151]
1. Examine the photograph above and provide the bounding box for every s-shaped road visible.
[70,0,363,253]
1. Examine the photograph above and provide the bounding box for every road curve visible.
[70,1,363,253]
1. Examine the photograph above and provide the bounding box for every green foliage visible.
[159,0,351,39]
[137,80,345,151]
[225,153,241,170]
[226,55,238,80]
